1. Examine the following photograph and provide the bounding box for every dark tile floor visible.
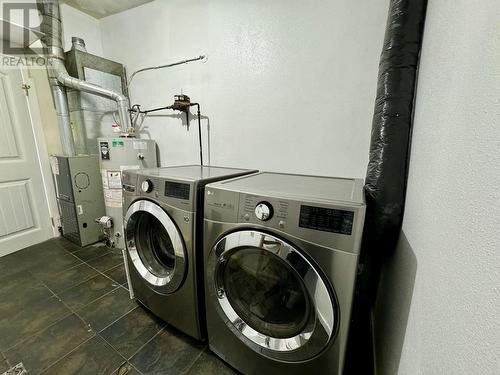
[0,238,237,375]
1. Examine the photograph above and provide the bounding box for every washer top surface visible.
[137,165,255,182]
[212,172,365,205]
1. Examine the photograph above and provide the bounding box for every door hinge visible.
[21,83,31,96]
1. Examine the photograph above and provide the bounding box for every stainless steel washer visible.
[203,172,366,373]
[122,165,256,340]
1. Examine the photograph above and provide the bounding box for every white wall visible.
[60,3,103,55]
[376,1,500,374]
[99,0,389,177]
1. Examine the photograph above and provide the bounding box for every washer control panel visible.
[205,187,364,253]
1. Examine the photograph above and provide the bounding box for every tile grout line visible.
[95,332,144,375]
[33,263,99,295]
[35,333,98,374]
[0,241,124,366]
[95,322,166,375]
[37,277,96,334]
[93,302,140,334]
[1,283,75,353]
[37,243,129,334]
[69,245,126,286]
[35,283,135,374]
[57,285,125,325]
[29,242,114,296]
[68,244,118,270]
[0,243,66,363]
[48,241,127,314]
[45,246,127,316]
[31,269,128,374]
[3,240,168,375]
[182,344,209,375]
[38,274,118,344]
[1,350,12,371]
[123,324,169,363]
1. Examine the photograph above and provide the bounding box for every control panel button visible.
[255,202,273,221]
[278,220,285,228]
[141,179,153,193]
[243,213,250,221]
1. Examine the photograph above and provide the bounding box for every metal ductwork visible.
[71,36,86,52]
[37,0,131,156]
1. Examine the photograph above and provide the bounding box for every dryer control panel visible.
[204,187,365,253]
[237,193,362,253]
[240,195,290,229]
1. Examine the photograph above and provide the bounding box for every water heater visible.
[98,138,157,248]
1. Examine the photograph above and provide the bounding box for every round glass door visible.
[223,247,311,338]
[125,200,186,294]
[134,212,176,277]
[210,230,337,362]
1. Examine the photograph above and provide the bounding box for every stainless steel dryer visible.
[203,172,366,374]
[122,165,256,340]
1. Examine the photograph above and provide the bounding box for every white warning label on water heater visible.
[104,188,122,208]
[107,170,122,189]
[133,141,147,150]
[120,165,140,172]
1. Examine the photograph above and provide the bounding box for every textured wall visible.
[99,0,389,177]
[378,0,500,373]
[60,3,103,56]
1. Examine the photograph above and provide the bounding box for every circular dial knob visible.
[255,202,273,221]
[141,179,153,193]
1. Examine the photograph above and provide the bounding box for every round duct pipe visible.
[71,37,87,52]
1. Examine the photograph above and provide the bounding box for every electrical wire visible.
[127,56,205,89]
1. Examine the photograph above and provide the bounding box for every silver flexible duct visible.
[37,0,131,155]
[50,84,74,155]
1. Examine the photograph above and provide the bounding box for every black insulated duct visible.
[363,0,428,266]
[344,1,427,373]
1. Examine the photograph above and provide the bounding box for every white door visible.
[0,64,53,256]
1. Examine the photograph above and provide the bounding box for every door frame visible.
[19,65,60,237]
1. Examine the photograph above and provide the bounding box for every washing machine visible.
[203,172,366,374]
[122,165,257,340]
